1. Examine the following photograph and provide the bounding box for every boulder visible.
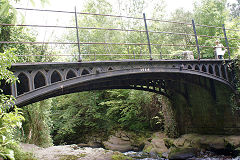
[103,131,134,152]
[164,134,240,157]
[169,134,226,150]
[168,147,197,160]
[199,135,225,150]
[143,132,168,158]
[78,141,102,148]
[224,136,240,148]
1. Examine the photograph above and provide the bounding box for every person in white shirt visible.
[214,40,226,59]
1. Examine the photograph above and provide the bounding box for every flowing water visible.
[124,151,163,160]
[123,151,240,160]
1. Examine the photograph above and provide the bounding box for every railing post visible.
[159,46,162,59]
[143,13,152,60]
[74,6,81,62]
[222,24,231,60]
[192,19,201,60]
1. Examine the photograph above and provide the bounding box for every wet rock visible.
[21,143,116,160]
[78,141,102,148]
[143,132,168,157]
[20,143,42,152]
[168,147,197,160]
[164,134,240,158]
[103,131,134,152]
[200,135,225,150]
[225,136,240,148]
[169,134,227,151]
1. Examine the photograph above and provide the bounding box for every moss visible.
[234,147,240,156]
[15,152,37,160]
[59,154,85,160]
[143,145,153,153]
[111,152,133,160]
[6,143,37,160]
[161,96,179,138]
[157,152,163,157]
[78,153,87,157]
[163,138,175,149]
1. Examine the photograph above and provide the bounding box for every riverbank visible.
[20,143,118,160]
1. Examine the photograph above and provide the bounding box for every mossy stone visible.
[163,138,175,149]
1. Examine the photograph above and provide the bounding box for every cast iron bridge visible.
[0,8,239,107]
[0,59,234,107]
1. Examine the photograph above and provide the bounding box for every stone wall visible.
[164,77,240,136]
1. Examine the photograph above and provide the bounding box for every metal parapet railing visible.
[0,7,239,62]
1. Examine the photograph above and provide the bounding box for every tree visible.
[51,90,164,145]
[0,49,31,160]
[0,0,54,150]
[193,0,229,58]
[0,0,54,62]
[227,0,240,57]
[228,0,240,18]
[0,0,48,18]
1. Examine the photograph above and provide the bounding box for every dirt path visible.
[20,143,115,160]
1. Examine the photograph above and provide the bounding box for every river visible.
[124,151,240,160]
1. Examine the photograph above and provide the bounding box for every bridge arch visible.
[49,70,63,84]
[187,65,192,70]
[6,60,234,107]
[80,68,92,76]
[16,72,30,96]
[201,65,207,73]
[33,70,47,89]
[214,65,220,77]
[208,65,214,74]
[221,65,226,79]
[15,71,233,107]
[194,64,200,71]
[65,69,78,79]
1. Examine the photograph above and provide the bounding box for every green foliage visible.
[100,90,161,131]
[51,90,164,145]
[4,143,37,160]
[0,0,49,18]
[228,0,240,18]
[193,0,229,58]
[0,49,17,84]
[0,49,36,160]
[0,0,55,62]
[0,0,55,149]
[1,26,56,63]
[229,57,240,111]
[51,91,108,144]
[22,100,53,147]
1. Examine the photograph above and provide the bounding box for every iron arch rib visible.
[6,60,235,107]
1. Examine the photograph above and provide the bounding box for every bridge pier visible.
[164,78,240,137]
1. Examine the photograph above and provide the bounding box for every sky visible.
[13,0,237,42]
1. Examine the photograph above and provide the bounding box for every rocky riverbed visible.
[20,132,240,160]
[20,143,240,160]
[20,143,117,160]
